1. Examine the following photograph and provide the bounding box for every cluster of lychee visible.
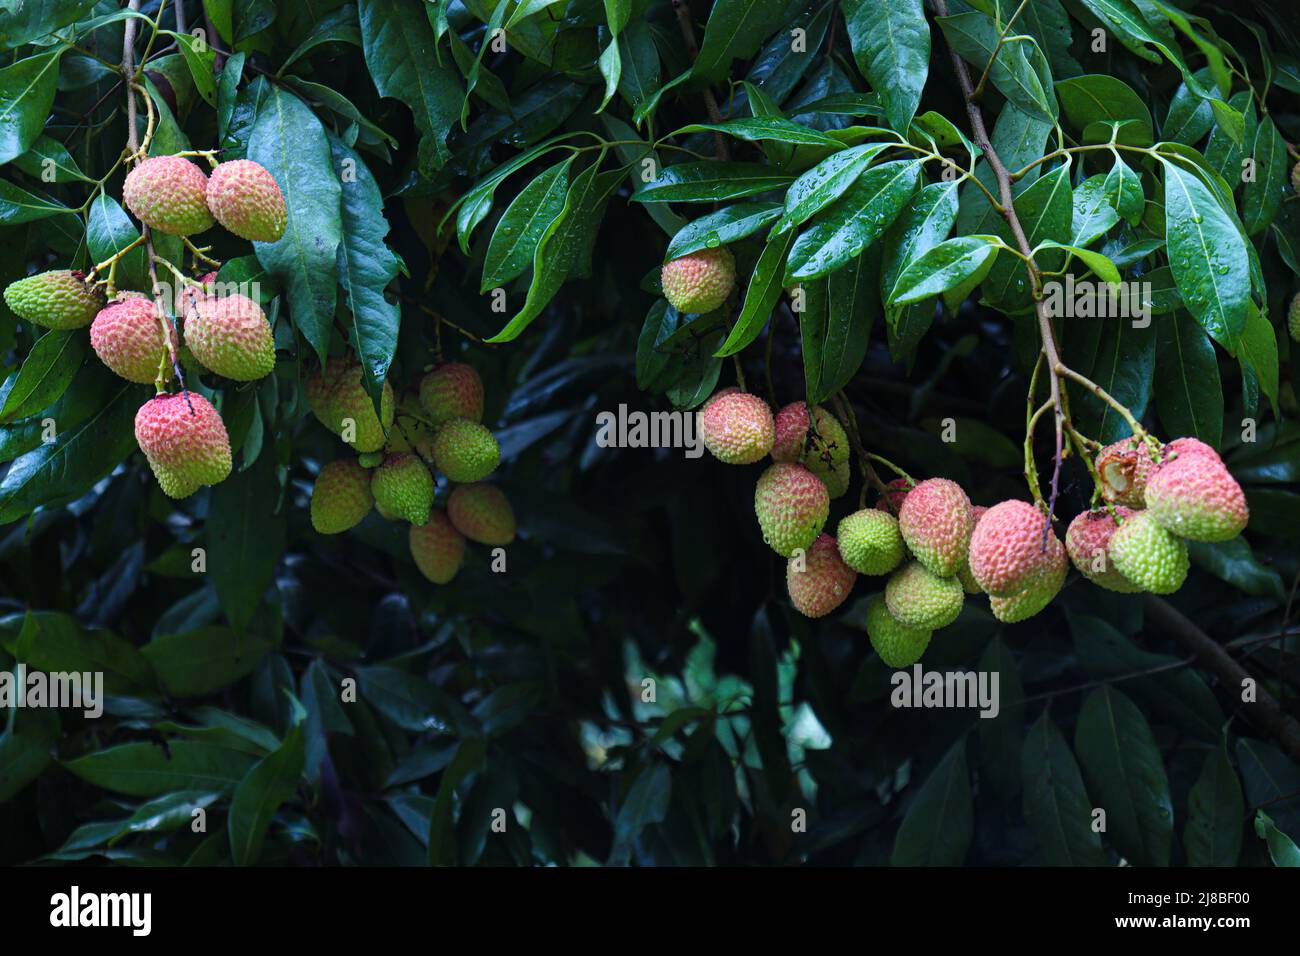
[306,360,514,587]
[698,389,1250,669]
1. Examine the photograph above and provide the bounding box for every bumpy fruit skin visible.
[123,155,214,236]
[990,554,1067,623]
[133,392,232,498]
[968,500,1065,597]
[955,505,988,594]
[91,294,175,383]
[205,160,286,242]
[1096,438,1160,507]
[754,462,829,557]
[310,458,373,534]
[432,419,500,482]
[885,561,964,629]
[866,595,932,668]
[787,534,857,618]
[1144,439,1248,542]
[1109,512,1189,594]
[876,477,912,515]
[386,390,436,457]
[1066,507,1141,593]
[700,391,775,464]
[1292,161,1300,194]
[371,453,435,525]
[418,363,484,428]
[183,293,275,381]
[4,270,104,329]
[898,478,973,578]
[306,358,395,452]
[409,511,465,584]
[1289,293,1300,344]
[660,246,736,314]
[771,402,809,463]
[447,482,516,545]
[800,406,850,498]
[837,509,905,575]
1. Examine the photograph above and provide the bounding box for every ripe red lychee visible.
[205,159,287,242]
[1065,507,1141,593]
[1144,439,1248,542]
[875,477,912,515]
[787,533,857,618]
[897,477,974,577]
[133,392,232,498]
[968,499,1064,597]
[91,294,176,383]
[123,155,214,236]
[700,391,775,464]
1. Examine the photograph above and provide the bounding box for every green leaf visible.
[0,706,59,804]
[64,741,259,797]
[633,161,793,204]
[167,31,217,106]
[1185,744,1243,866]
[716,227,795,357]
[249,86,342,366]
[1022,711,1108,866]
[889,236,998,305]
[142,628,271,698]
[0,50,65,165]
[1071,174,1122,248]
[983,164,1072,310]
[749,606,793,804]
[0,178,73,225]
[977,635,1025,799]
[86,195,147,291]
[890,739,973,866]
[1074,317,1155,444]
[0,0,97,50]
[1103,155,1144,226]
[937,12,1057,123]
[481,157,572,291]
[13,134,90,183]
[1163,70,1215,145]
[1231,302,1279,414]
[1187,538,1286,602]
[14,611,155,695]
[427,735,486,865]
[666,202,783,261]
[0,329,86,424]
[803,247,880,402]
[1155,311,1222,447]
[278,4,360,74]
[228,722,304,865]
[692,0,790,84]
[206,448,286,635]
[1243,115,1287,236]
[616,15,659,112]
[1073,686,1172,866]
[775,143,891,233]
[841,0,930,133]
[608,761,672,864]
[1056,75,1153,146]
[880,180,959,302]
[1255,811,1300,867]
[675,117,844,148]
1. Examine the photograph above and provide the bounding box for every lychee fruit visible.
[90,293,176,383]
[122,155,214,236]
[371,453,435,525]
[989,553,1067,623]
[432,419,500,482]
[4,270,104,329]
[771,402,809,462]
[1289,293,1300,344]
[876,477,912,515]
[787,533,857,618]
[754,462,829,557]
[660,246,736,314]
[955,505,988,594]
[885,560,964,630]
[1096,437,1161,507]
[409,511,465,584]
[205,159,286,242]
[1292,160,1300,194]
[1108,511,1189,594]
[310,458,373,534]
[386,391,437,457]
[183,292,275,381]
[801,406,851,498]
[418,362,484,428]
[700,390,775,464]
[306,358,395,453]
[836,509,905,575]
[1066,507,1141,593]
[898,478,974,578]
[133,392,232,498]
[1143,440,1248,542]
[447,482,516,545]
[968,499,1065,597]
[865,594,932,668]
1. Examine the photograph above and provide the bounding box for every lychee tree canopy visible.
[1,0,1299,867]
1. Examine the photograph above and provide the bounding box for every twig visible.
[670,0,729,160]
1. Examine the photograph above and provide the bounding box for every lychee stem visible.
[183,236,222,268]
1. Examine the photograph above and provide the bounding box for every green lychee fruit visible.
[1144,439,1248,542]
[968,499,1065,597]
[1096,437,1161,508]
[432,419,500,482]
[305,358,395,453]
[660,246,736,314]
[955,504,987,594]
[447,482,516,545]
[122,155,214,236]
[310,458,373,534]
[357,451,385,468]
[800,406,851,498]
[1292,160,1300,194]
[1289,293,1300,344]
[885,560,964,630]
[754,462,830,557]
[771,402,809,463]
[1065,507,1141,593]
[836,509,905,575]
[1109,511,1189,594]
[4,270,104,329]
[898,477,974,578]
[183,292,275,381]
[386,390,437,458]
[787,533,857,618]
[133,392,232,498]
[205,160,286,242]
[409,511,465,584]
[865,594,932,668]
[418,362,485,428]
[371,453,435,525]
[989,554,1067,623]
[700,390,775,464]
[90,293,176,383]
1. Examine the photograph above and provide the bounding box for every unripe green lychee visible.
[310,458,373,534]
[305,358,395,453]
[836,509,905,575]
[1144,439,1248,542]
[1292,160,1300,194]
[898,478,974,577]
[865,594,932,668]
[447,482,516,545]
[885,560,964,629]
[1109,511,1189,594]
[1066,507,1141,593]
[754,462,830,557]
[418,362,485,428]
[876,477,912,515]
[371,453,435,525]
[133,392,232,498]
[90,293,176,383]
[183,293,275,381]
[205,160,286,242]
[409,511,465,584]
[385,390,437,457]
[660,246,736,314]
[989,553,1067,623]
[955,505,987,594]
[357,451,385,468]
[432,419,500,482]
[968,499,1065,597]
[700,390,775,464]
[1288,294,1300,344]
[787,533,857,618]
[771,402,809,462]
[122,155,214,236]
[4,270,104,329]
[801,406,850,498]
[1096,437,1161,508]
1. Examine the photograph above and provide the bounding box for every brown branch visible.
[670,0,729,160]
